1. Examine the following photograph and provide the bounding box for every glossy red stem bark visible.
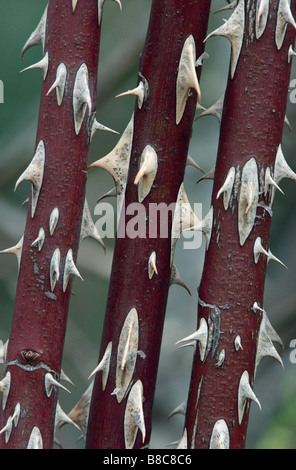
[0,1,101,448]
[184,0,296,449]
[86,0,212,449]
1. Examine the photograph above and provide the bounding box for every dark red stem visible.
[184,0,296,449]
[86,0,212,449]
[0,0,101,448]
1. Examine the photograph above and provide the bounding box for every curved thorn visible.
[20,52,49,80]
[31,227,45,251]
[46,63,67,106]
[148,251,158,280]
[73,63,92,135]
[238,371,261,425]
[21,6,47,60]
[63,249,84,292]
[204,0,245,79]
[176,35,201,124]
[88,342,112,391]
[0,237,23,270]
[116,81,145,109]
[49,248,61,292]
[14,140,45,218]
[44,373,71,398]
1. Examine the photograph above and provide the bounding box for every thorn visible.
[216,349,225,367]
[234,335,243,351]
[186,155,204,173]
[195,95,224,123]
[173,184,200,236]
[73,63,92,135]
[184,206,214,250]
[49,207,59,236]
[176,317,208,361]
[80,198,106,252]
[267,249,287,269]
[49,248,61,292]
[170,264,191,295]
[238,370,261,425]
[124,380,146,449]
[216,166,236,210]
[46,63,67,106]
[253,237,287,268]
[27,426,43,449]
[21,6,47,60]
[251,301,265,313]
[44,372,71,398]
[196,102,206,112]
[238,158,259,246]
[171,183,200,263]
[274,144,296,184]
[148,251,158,280]
[168,400,187,421]
[88,115,134,197]
[63,249,84,292]
[264,311,284,352]
[253,237,268,263]
[55,401,82,433]
[12,402,21,428]
[0,236,23,270]
[209,419,230,449]
[176,35,201,124]
[284,114,292,132]
[196,166,215,184]
[20,51,49,80]
[134,145,158,202]
[264,167,284,197]
[68,382,94,439]
[14,140,45,218]
[0,371,11,410]
[31,227,45,251]
[21,197,29,207]
[0,416,13,444]
[116,81,145,109]
[87,112,119,143]
[96,186,117,203]
[204,0,245,79]
[116,308,139,403]
[88,342,112,391]
[257,201,273,217]
[98,0,122,26]
[255,0,269,39]
[276,0,296,50]
[60,369,77,389]
[214,0,238,14]
[195,52,209,67]
[288,44,296,63]
[255,312,284,374]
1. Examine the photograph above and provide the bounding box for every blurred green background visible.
[1,0,296,449]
